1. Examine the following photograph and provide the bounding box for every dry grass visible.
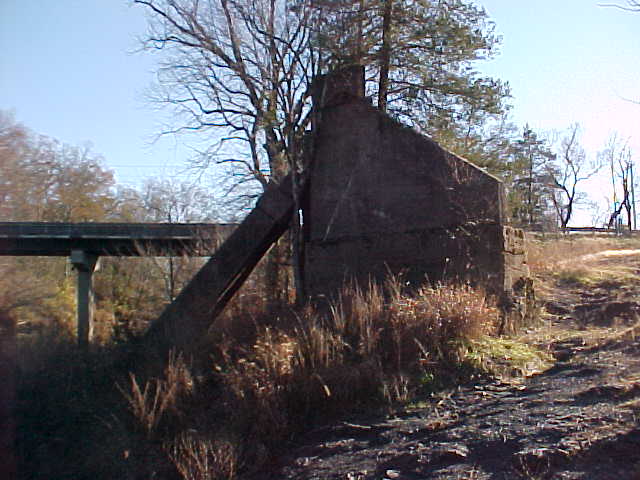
[119,282,498,479]
[119,351,193,437]
[526,234,638,276]
[116,279,501,478]
[527,235,640,315]
[524,233,640,348]
[15,275,545,480]
[165,432,238,480]
[215,280,497,417]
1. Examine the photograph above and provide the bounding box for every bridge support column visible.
[70,250,99,351]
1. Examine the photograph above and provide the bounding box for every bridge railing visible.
[0,222,235,238]
[0,222,237,256]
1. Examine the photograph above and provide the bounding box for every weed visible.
[555,268,593,287]
[165,432,238,480]
[119,350,193,437]
[465,336,554,378]
[205,280,500,468]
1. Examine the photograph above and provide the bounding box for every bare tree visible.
[546,124,602,228]
[602,134,635,230]
[139,178,218,301]
[135,0,317,189]
[0,113,117,223]
[136,0,321,303]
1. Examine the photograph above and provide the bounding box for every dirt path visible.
[257,251,640,480]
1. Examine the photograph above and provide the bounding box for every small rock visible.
[432,443,469,463]
[295,456,315,467]
[516,446,570,472]
[546,301,571,315]
[346,472,366,480]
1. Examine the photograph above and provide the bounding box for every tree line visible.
[134,0,635,231]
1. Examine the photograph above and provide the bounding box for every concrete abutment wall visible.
[143,66,534,358]
[303,66,533,328]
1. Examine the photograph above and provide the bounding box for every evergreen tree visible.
[313,0,510,133]
[507,125,555,228]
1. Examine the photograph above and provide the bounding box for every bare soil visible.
[256,250,640,480]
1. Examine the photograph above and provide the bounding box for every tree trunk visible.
[378,0,393,112]
[562,188,574,229]
[625,200,633,231]
[527,151,534,226]
[354,0,365,63]
[264,238,290,306]
[608,201,626,229]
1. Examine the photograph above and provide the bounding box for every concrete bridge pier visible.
[70,250,99,350]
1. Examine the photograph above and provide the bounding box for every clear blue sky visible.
[1,1,638,222]
[479,1,638,153]
[0,0,189,188]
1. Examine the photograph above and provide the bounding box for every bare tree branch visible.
[599,1,640,11]
[135,0,317,201]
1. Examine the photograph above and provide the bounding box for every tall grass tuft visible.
[209,279,498,464]
[165,432,238,480]
[119,350,193,437]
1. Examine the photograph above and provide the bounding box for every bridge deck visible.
[0,222,236,256]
